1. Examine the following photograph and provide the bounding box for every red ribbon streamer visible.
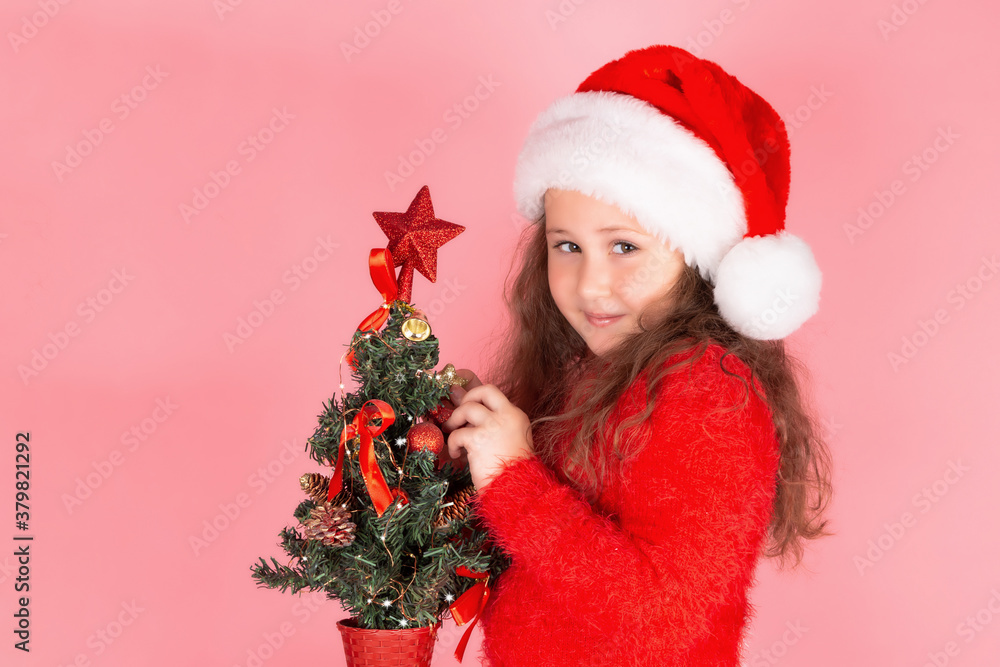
[356,248,399,333]
[327,400,396,517]
[450,566,491,662]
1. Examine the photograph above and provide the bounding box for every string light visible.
[290,298,481,629]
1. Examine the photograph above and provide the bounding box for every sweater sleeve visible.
[473,349,780,656]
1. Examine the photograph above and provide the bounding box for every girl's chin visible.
[584,338,613,357]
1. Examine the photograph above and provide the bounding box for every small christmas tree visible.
[250,186,505,662]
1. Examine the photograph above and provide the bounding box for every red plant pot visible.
[337,618,440,667]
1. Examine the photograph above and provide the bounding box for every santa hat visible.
[512,45,821,340]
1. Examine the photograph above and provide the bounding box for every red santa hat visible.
[513,45,822,340]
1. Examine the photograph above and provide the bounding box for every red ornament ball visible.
[407,422,444,455]
[428,397,456,426]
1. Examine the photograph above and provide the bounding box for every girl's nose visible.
[577,256,611,298]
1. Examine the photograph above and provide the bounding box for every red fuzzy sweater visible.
[472,343,780,666]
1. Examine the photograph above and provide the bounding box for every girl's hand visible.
[441,373,534,491]
[438,369,483,469]
[447,368,484,401]
[439,369,483,437]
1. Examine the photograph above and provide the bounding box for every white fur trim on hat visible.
[713,231,822,340]
[513,90,746,283]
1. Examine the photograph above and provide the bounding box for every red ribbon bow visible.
[346,248,399,370]
[327,399,396,517]
[358,247,399,331]
[450,566,491,662]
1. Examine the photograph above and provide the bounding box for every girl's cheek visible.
[547,263,570,293]
[615,268,643,301]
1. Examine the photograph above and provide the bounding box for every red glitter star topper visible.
[372,185,465,303]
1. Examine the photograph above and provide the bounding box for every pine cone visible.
[302,501,356,548]
[299,473,330,502]
[435,485,477,529]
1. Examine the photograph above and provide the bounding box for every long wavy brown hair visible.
[480,216,833,568]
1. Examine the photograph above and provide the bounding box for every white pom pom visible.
[713,232,822,340]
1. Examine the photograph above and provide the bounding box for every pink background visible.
[2,0,999,665]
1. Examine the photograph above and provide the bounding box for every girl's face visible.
[544,188,687,356]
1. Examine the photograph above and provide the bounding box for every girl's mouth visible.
[585,312,624,327]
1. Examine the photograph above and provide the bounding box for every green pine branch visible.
[252,300,503,630]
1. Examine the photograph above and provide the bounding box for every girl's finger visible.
[440,405,466,433]
[442,400,491,433]
[446,428,468,460]
[449,383,468,405]
[440,437,469,466]
[459,384,509,415]
[454,368,483,389]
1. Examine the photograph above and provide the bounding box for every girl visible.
[441,44,832,666]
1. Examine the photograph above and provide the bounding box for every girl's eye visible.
[551,241,639,254]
